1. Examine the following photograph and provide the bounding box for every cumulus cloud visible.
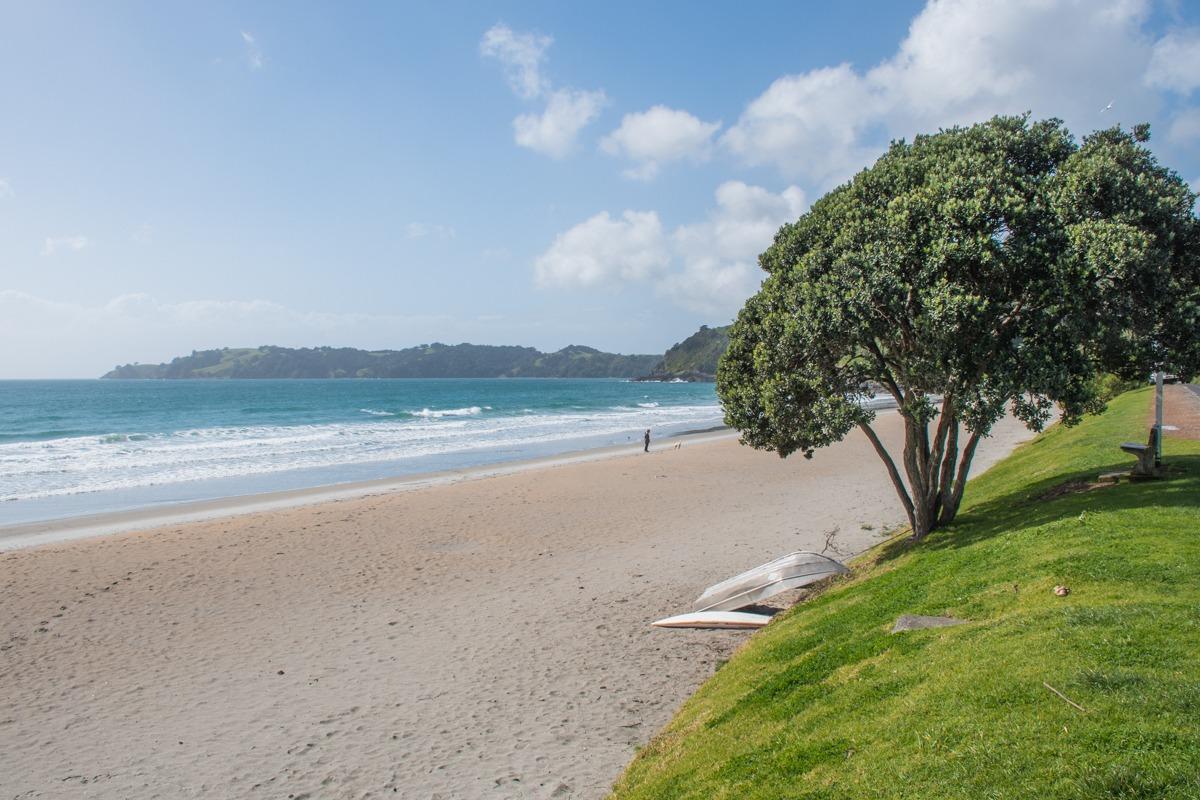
[41,235,89,256]
[1146,27,1200,93]
[600,106,721,180]
[722,64,883,187]
[534,210,669,288]
[723,0,1164,187]
[662,182,807,313]
[534,182,806,315]
[241,30,264,70]
[404,222,456,240]
[481,23,606,158]
[514,88,607,159]
[479,24,552,100]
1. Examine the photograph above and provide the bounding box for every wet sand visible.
[0,411,1037,799]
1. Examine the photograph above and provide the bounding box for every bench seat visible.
[1120,429,1159,478]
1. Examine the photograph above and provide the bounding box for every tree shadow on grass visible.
[874,454,1200,563]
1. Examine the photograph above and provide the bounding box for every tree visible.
[717,115,1199,542]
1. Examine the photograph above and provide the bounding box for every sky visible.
[2,0,1198,378]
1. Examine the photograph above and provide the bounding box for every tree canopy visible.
[717,115,1199,541]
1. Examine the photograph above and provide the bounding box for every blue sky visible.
[2,1,1198,377]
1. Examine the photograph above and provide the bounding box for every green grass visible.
[611,388,1200,800]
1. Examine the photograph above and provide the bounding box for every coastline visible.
[0,428,737,552]
[0,377,727,531]
[0,411,1039,799]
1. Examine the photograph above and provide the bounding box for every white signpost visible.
[1155,370,1164,466]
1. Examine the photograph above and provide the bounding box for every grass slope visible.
[611,388,1200,799]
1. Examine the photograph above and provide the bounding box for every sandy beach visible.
[1,411,1036,800]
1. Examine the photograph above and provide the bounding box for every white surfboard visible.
[651,611,773,629]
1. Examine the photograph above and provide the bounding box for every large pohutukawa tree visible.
[717,115,1199,542]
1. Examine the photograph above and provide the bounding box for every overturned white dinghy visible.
[693,551,849,613]
[651,611,773,629]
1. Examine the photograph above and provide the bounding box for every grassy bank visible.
[611,388,1200,799]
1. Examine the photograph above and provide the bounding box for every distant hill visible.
[102,343,661,380]
[635,325,731,382]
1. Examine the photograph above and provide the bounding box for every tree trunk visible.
[937,430,982,526]
[901,413,935,541]
[863,407,984,543]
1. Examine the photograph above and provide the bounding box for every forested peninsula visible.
[101,325,732,380]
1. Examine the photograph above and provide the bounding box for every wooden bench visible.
[1120,427,1159,478]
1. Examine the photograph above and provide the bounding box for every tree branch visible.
[858,421,916,530]
[940,429,983,525]
[865,338,905,406]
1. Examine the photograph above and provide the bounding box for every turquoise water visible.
[0,379,723,524]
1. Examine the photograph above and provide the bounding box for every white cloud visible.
[404,222,456,240]
[722,64,883,187]
[600,106,721,180]
[241,30,264,70]
[534,182,806,315]
[1146,27,1200,93]
[662,182,807,313]
[675,182,807,264]
[481,23,605,158]
[534,210,669,288]
[0,178,12,199]
[514,88,607,159]
[723,0,1162,187]
[41,235,89,256]
[479,24,552,100]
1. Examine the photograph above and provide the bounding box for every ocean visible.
[0,379,725,525]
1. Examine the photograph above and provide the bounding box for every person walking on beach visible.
[644,429,651,453]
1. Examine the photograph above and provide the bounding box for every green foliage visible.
[1090,373,1141,403]
[610,389,1200,799]
[641,325,732,381]
[102,343,660,380]
[717,114,1199,537]
[102,362,166,379]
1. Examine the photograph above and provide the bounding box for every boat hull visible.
[693,551,848,612]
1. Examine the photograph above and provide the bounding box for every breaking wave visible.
[0,402,725,503]
[407,406,484,418]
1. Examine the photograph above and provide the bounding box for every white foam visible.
[407,406,483,418]
[0,403,726,503]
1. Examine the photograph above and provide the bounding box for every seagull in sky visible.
[1100,101,1114,113]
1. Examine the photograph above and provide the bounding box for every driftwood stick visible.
[1043,682,1087,713]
